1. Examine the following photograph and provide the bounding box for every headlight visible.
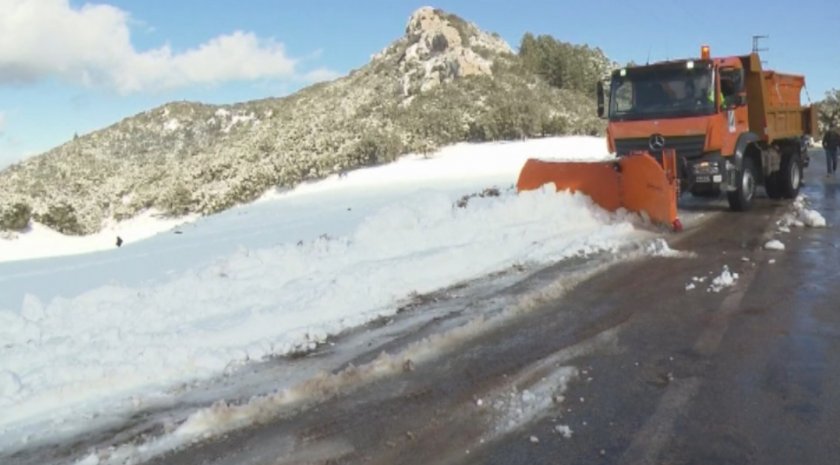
[693,161,720,175]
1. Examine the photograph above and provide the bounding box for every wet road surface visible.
[6,149,840,465]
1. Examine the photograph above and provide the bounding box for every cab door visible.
[718,65,749,156]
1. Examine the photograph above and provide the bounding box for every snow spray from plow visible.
[516,149,682,232]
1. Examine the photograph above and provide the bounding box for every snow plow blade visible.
[516,150,681,231]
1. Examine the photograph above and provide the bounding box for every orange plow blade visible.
[516,150,681,231]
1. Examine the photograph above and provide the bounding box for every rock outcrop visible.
[395,7,512,95]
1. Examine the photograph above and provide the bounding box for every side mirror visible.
[597,81,605,118]
[722,94,747,110]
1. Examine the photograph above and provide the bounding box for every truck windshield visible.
[609,67,715,120]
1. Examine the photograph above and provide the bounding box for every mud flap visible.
[516,150,681,231]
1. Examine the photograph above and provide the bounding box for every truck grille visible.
[614,135,706,161]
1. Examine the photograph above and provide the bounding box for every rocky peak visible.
[404,7,462,46]
[394,7,513,97]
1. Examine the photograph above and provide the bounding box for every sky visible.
[0,0,838,168]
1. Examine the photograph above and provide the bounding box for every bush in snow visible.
[35,202,84,235]
[348,131,405,166]
[160,184,195,217]
[0,202,32,231]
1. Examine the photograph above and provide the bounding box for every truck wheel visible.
[727,158,756,211]
[779,152,802,199]
[764,172,782,199]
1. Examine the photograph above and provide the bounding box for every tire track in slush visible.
[618,266,756,465]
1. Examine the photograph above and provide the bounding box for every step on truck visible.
[516,46,818,230]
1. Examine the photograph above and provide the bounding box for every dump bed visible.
[744,54,818,140]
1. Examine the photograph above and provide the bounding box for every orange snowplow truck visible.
[517,47,818,231]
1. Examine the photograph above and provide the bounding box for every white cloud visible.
[0,0,325,93]
[0,112,5,134]
[302,68,342,83]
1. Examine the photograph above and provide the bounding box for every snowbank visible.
[0,189,638,436]
[1,136,651,449]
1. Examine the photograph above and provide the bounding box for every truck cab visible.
[598,47,817,211]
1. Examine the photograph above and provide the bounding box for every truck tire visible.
[779,152,802,199]
[727,157,757,211]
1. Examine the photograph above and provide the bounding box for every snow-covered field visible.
[0,136,670,455]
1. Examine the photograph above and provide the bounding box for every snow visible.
[686,274,711,290]
[798,207,827,228]
[0,136,674,457]
[0,210,198,262]
[163,118,181,132]
[764,239,785,251]
[259,136,613,202]
[707,265,739,293]
[0,370,22,397]
[219,111,256,133]
[688,265,740,293]
[778,194,827,230]
[76,454,100,465]
[491,367,579,436]
[646,238,696,259]
[554,424,573,438]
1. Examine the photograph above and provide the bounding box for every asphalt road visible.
[7,149,840,465]
[132,149,840,465]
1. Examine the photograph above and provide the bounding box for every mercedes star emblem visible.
[649,134,666,151]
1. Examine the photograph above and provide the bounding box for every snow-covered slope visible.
[0,136,658,451]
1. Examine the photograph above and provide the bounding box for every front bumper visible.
[684,153,734,194]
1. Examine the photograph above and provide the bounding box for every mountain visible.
[0,7,611,235]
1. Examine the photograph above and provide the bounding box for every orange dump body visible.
[759,70,817,141]
[516,150,681,231]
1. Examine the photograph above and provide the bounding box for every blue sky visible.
[1,0,838,168]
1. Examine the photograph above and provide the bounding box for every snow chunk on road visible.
[645,238,683,257]
[778,195,827,229]
[798,208,827,228]
[554,424,573,438]
[492,367,578,435]
[794,195,827,227]
[764,239,785,251]
[708,265,739,293]
[685,274,710,291]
